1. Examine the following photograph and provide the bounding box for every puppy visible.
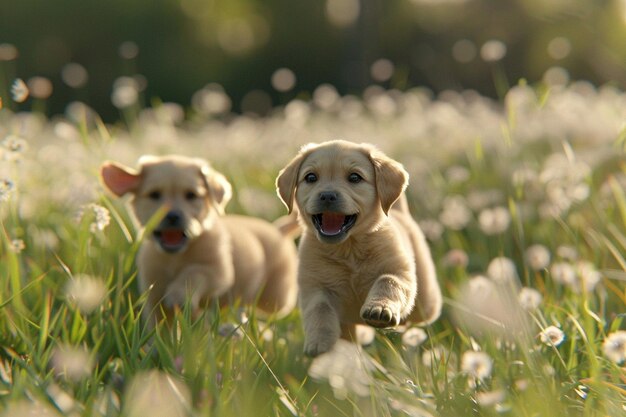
[276,140,442,356]
[101,155,298,326]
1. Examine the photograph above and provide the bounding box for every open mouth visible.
[153,228,188,253]
[312,212,357,239]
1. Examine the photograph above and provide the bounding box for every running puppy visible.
[101,155,298,326]
[276,140,442,356]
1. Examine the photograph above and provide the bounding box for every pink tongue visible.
[321,212,346,235]
[161,230,185,245]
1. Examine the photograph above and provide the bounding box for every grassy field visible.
[0,80,625,416]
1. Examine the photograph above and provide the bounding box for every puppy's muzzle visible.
[311,191,357,242]
[153,209,189,253]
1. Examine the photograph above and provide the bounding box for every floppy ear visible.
[369,149,409,215]
[100,161,142,197]
[201,164,232,215]
[276,150,309,213]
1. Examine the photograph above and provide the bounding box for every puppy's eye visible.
[304,173,318,183]
[348,173,363,183]
[148,190,162,200]
[185,191,197,201]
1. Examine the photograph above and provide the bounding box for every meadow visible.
[0,78,625,416]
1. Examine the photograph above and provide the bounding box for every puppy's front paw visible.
[360,302,401,328]
[164,282,199,310]
[303,338,336,357]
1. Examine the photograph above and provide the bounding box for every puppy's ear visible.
[276,148,310,213]
[201,165,232,215]
[369,149,409,215]
[100,161,142,197]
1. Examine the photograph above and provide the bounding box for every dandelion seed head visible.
[77,203,111,232]
[111,77,139,109]
[370,58,395,83]
[119,41,139,60]
[439,195,471,231]
[478,206,511,235]
[602,331,626,364]
[355,325,376,346]
[50,344,94,382]
[518,287,542,311]
[325,0,360,28]
[65,274,107,314]
[461,351,493,380]
[575,261,601,293]
[0,179,16,201]
[123,370,191,417]
[1,135,28,161]
[0,400,61,417]
[480,40,507,62]
[0,43,18,61]
[271,68,296,93]
[308,339,374,398]
[27,76,53,99]
[539,325,565,347]
[419,219,443,241]
[476,389,505,407]
[486,256,519,285]
[402,327,428,348]
[525,244,551,271]
[192,84,232,115]
[452,39,477,63]
[421,346,449,368]
[11,78,29,103]
[9,239,25,253]
[550,262,576,286]
[443,248,469,268]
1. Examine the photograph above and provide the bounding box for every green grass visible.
[1,82,625,416]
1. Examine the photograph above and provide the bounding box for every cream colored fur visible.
[101,155,298,327]
[276,140,442,356]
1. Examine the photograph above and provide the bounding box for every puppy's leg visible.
[360,274,416,328]
[301,289,341,357]
[165,264,234,311]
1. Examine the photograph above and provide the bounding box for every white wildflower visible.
[602,331,626,364]
[11,78,29,102]
[402,327,428,348]
[122,370,191,417]
[65,274,107,314]
[461,351,493,380]
[486,256,519,285]
[525,244,551,271]
[51,344,94,382]
[478,206,511,235]
[518,287,542,311]
[539,325,565,347]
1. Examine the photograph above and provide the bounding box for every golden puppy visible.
[276,140,442,356]
[101,155,298,326]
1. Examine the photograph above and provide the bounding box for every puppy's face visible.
[277,140,408,244]
[101,155,231,253]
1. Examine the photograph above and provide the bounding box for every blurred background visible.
[1,0,625,121]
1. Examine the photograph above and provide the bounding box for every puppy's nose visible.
[319,191,338,202]
[164,210,183,226]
